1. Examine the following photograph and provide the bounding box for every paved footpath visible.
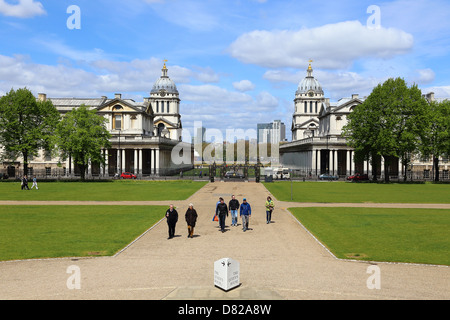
[0,182,448,300]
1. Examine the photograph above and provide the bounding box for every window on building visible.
[161,101,165,113]
[304,102,307,113]
[114,115,122,130]
[315,101,318,113]
[310,101,313,113]
[45,167,51,176]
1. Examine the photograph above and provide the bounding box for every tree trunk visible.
[434,156,440,182]
[372,155,378,182]
[79,164,86,181]
[23,150,29,177]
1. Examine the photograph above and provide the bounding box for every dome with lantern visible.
[151,61,179,95]
[296,61,324,96]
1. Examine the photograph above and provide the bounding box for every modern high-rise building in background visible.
[257,120,286,144]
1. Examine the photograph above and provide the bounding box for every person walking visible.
[31,176,38,190]
[265,196,274,224]
[185,203,198,238]
[21,175,29,190]
[228,195,240,227]
[239,198,252,232]
[165,204,178,239]
[215,197,228,233]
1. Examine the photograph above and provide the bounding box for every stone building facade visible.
[0,63,193,178]
[281,63,449,180]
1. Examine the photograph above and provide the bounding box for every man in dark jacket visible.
[228,195,240,227]
[215,197,228,233]
[165,204,178,239]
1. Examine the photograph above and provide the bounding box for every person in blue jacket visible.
[239,198,252,232]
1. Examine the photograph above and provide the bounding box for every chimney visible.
[426,92,435,102]
[352,94,359,100]
[115,93,122,99]
[38,93,47,102]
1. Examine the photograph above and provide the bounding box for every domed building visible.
[292,61,325,141]
[281,61,367,177]
[149,61,182,141]
[4,61,193,178]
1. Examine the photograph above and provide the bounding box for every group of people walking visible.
[164,195,275,239]
[165,203,198,239]
[20,175,38,190]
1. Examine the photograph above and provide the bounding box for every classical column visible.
[138,148,143,177]
[155,148,160,175]
[152,149,156,175]
[134,149,138,175]
[122,149,126,173]
[316,149,321,175]
[311,149,316,176]
[351,151,355,175]
[117,149,121,174]
[333,150,338,176]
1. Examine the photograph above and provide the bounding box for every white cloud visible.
[232,80,255,92]
[228,20,414,69]
[0,0,45,18]
[254,91,278,110]
[411,68,435,84]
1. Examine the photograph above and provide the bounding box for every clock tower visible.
[291,61,325,141]
[149,61,182,141]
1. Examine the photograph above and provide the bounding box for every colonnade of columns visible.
[309,149,402,177]
[66,148,161,177]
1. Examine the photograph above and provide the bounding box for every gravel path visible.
[0,182,448,300]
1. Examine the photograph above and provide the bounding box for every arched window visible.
[157,123,165,136]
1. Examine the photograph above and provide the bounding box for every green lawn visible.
[0,180,208,201]
[264,181,450,203]
[0,205,166,261]
[289,207,450,265]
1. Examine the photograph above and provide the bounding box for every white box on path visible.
[214,258,240,291]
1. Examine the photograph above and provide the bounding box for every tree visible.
[421,100,450,181]
[55,105,111,180]
[0,88,60,176]
[343,78,429,182]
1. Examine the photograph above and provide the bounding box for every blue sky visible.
[1,0,449,140]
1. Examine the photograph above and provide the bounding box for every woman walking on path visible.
[265,196,274,224]
[239,198,252,232]
[185,203,198,238]
[165,204,178,239]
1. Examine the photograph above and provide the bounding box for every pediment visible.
[97,98,143,113]
[154,117,178,129]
